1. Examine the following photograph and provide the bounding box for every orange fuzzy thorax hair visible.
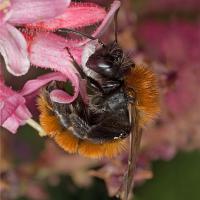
[38,65,159,158]
[125,65,160,126]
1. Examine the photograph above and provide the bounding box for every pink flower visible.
[0,79,31,133]
[136,21,200,115]
[0,0,70,76]
[0,61,31,133]
[26,0,121,104]
[0,0,121,133]
[26,2,107,31]
[142,0,200,13]
[0,64,67,133]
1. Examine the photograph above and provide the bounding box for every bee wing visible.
[122,103,143,200]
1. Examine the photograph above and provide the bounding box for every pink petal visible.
[29,33,82,70]
[92,0,121,38]
[77,0,121,46]
[29,33,81,103]
[20,72,67,96]
[2,104,31,133]
[26,2,106,31]
[0,83,23,124]
[0,81,31,133]
[0,24,30,76]
[50,89,74,104]
[49,77,89,104]
[8,0,71,25]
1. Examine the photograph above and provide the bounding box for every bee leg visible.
[66,47,103,93]
[55,28,105,46]
[65,47,86,78]
[115,88,141,200]
[86,118,131,143]
[126,87,137,104]
[69,113,91,140]
[120,104,142,200]
[70,111,131,144]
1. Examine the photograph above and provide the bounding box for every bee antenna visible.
[65,47,86,79]
[55,28,105,46]
[114,8,120,43]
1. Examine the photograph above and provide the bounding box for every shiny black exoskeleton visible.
[45,41,134,144]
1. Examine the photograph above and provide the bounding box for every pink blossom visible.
[0,0,121,133]
[0,0,70,76]
[0,53,67,134]
[137,21,200,115]
[27,0,121,104]
[26,2,107,31]
[0,81,31,133]
[0,69,67,133]
[0,80,31,133]
[141,0,200,13]
[0,61,31,133]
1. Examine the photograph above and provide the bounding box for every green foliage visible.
[46,176,117,200]
[17,151,200,200]
[14,125,45,162]
[135,151,200,200]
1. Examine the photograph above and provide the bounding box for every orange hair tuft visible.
[78,139,127,159]
[125,65,160,126]
[37,96,127,158]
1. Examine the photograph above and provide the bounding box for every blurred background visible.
[1,0,200,199]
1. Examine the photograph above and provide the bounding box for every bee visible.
[38,7,159,200]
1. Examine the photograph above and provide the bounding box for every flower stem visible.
[26,118,47,137]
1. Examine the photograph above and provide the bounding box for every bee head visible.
[86,41,133,80]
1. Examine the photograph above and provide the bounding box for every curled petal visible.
[8,0,71,25]
[0,24,30,76]
[20,72,67,96]
[29,33,81,103]
[50,89,74,104]
[92,0,121,38]
[77,0,121,46]
[49,77,89,104]
[0,82,31,133]
[26,2,106,31]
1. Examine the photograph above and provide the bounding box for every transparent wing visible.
[121,103,143,200]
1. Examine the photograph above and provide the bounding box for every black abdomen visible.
[45,82,131,144]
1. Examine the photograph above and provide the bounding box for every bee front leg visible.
[69,113,91,140]
[126,87,137,104]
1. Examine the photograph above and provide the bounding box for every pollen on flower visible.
[19,27,46,48]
